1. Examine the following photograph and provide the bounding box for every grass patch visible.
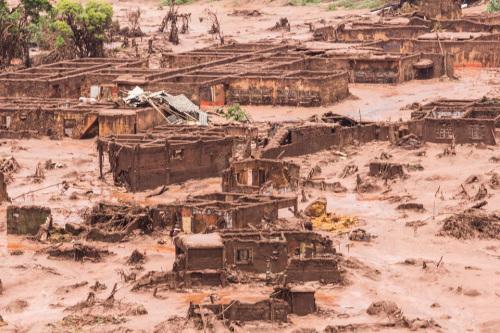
[161,0,192,5]
[288,0,322,6]
[487,0,500,12]
[328,0,385,10]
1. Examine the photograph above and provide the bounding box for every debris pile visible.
[123,87,208,125]
[45,243,113,262]
[349,228,374,242]
[127,249,145,265]
[230,9,262,17]
[438,210,500,240]
[55,287,147,331]
[339,164,358,178]
[84,202,154,242]
[369,162,405,179]
[355,174,380,193]
[270,17,291,32]
[396,134,422,150]
[367,300,401,317]
[396,203,425,212]
[0,156,19,183]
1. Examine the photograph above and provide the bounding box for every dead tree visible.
[159,2,188,45]
[169,15,179,45]
[205,9,224,44]
[159,2,178,33]
[179,13,191,34]
[127,8,144,37]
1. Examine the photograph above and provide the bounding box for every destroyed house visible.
[0,97,164,139]
[367,35,500,68]
[262,101,499,159]
[189,298,289,323]
[272,286,317,316]
[313,23,431,42]
[222,158,300,194]
[306,49,454,83]
[0,44,350,107]
[160,42,452,89]
[172,233,227,287]
[98,125,255,191]
[261,123,397,158]
[219,229,335,273]
[175,229,335,276]
[156,43,351,107]
[152,193,298,233]
[413,99,500,145]
[0,58,149,99]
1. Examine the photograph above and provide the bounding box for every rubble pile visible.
[44,243,113,262]
[84,202,154,242]
[396,134,422,150]
[438,210,500,240]
[0,156,19,182]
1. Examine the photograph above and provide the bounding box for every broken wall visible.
[0,172,8,202]
[105,137,238,192]
[193,299,289,322]
[314,25,430,42]
[225,72,349,107]
[262,124,395,159]
[371,39,500,68]
[223,238,289,273]
[222,159,300,193]
[422,118,497,145]
[285,257,341,284]
[7,205,51,235]
[415,0,461,20]
[185,248,224,271]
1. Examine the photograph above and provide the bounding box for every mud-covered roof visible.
[177,233,224,249]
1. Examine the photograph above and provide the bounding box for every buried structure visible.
[85,192,298,240]
[221,158,300,194]
[0,97,166,139]
[97,125,256,191]
[132,229,340,290]
[0,43,458,108]
[261,99,499,159]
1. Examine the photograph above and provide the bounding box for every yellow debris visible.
[305,197,357,233]
[312,213,358,233]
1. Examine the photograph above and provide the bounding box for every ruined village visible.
[0,0,499,332]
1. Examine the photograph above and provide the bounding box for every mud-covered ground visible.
[1,0,499,332]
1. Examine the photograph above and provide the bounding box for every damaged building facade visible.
[85,192,297,240]
[97,125,256,191]
[221,158,300,193]
[0,97,165,139]
[262,99,499,159]
[152,192,298,233]
[175,229,340,282]
[188,286,317,323]
[314,15,500,69]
